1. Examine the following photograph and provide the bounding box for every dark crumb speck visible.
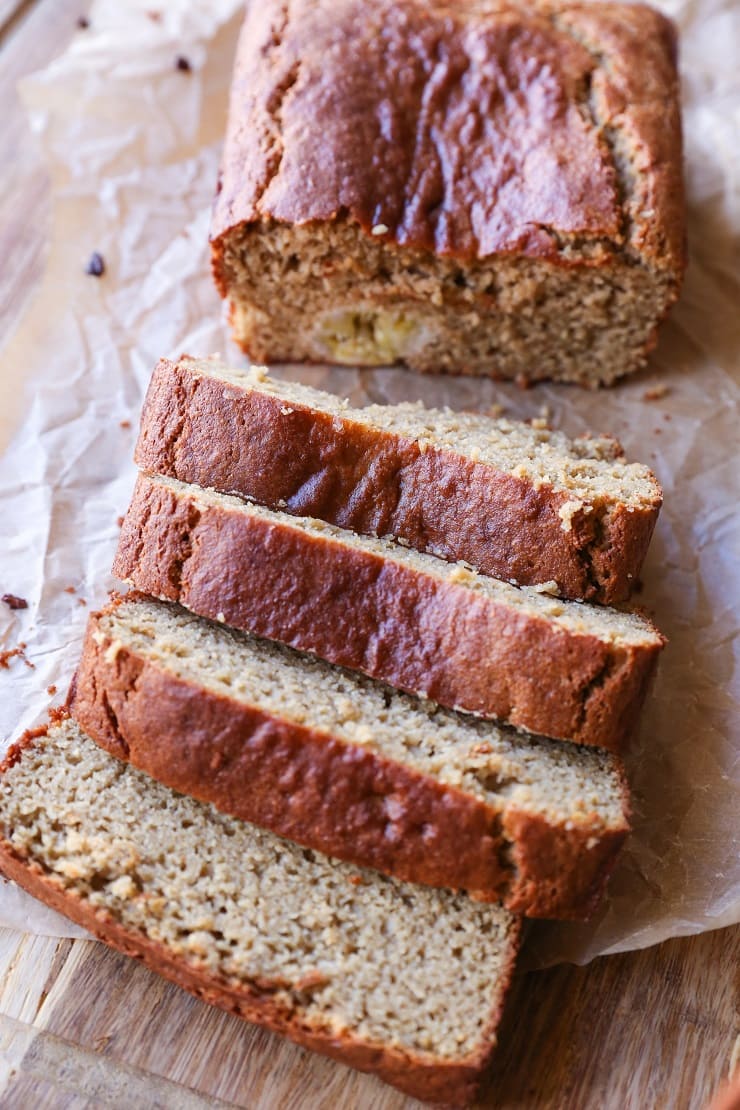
[2,594,27,610]
[86,252,105,277]
[47,684,58,696]
[117,515,125,527]
[77,597,87,606]
[64,586,76,594]
[120,420,131,429]
[147,10,162,21]
[175,55,192,73]
[76,15,89,29]
[654,428,662,435]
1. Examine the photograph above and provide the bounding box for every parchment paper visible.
[0,0,737,964]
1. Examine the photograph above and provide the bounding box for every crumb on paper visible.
[175,55,192,72]
[76,15,89,30]
[120,420,131,429]
[47,684,58,695]
[2,594,28,610]
[85,252,105,277]
[116,515,125,527]
[77,597,87,606]
[0,643,34,671]
[64,586,76,594]
[643,384,670,401]
[147,10,162,21]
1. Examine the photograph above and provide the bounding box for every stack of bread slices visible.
[0,355,666,1105]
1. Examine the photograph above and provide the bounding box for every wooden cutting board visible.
[0,2,737,1107]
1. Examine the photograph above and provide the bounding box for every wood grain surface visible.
[0,3,737,1108]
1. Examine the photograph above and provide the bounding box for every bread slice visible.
[0,719,520,1105]
[136,356,663,604]
[114,471,664,752]
[210,0,684,385]
[70,595,630,919]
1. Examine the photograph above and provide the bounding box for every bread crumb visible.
[109,875,137,900]
[0,644,34,670]
[2,594,27,610]
[371,223,389,236]
[47,684,57,696]
[557,500,583,532]
[532,580,559,596]
[448,565,475,585]
[120,420,131,429]
[643,384,669,400]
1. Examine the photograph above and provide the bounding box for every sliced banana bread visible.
[70,595,630,919]
[211,0,685,385]
[136,357,663,603]
[115,471,664,751]
[0,719,520,1105]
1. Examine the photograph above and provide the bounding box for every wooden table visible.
[0,3,737,1107]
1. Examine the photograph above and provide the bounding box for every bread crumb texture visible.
[0,720,518,1059]
[95,596,628,828]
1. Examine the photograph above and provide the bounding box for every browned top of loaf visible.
[211,0,684,272]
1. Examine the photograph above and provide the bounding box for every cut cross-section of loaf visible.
[210,0,685,385]
[0,719,520,1105]
[136,357,663,603]
[115,471,664,752]
[70,595,630,919]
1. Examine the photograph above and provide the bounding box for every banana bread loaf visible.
[136,357,663,603]
[211,0,685,385]
[0,719,521,1105]
[70,595,630,918]
[115,471,664,751]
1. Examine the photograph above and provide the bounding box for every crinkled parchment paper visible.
[0,0,737,963]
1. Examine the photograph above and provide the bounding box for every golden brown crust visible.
[211,0,684,273]
[0,813,520,1106]
[135,358,662,605]
[69,603,629,919]
[114,470,662,752]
